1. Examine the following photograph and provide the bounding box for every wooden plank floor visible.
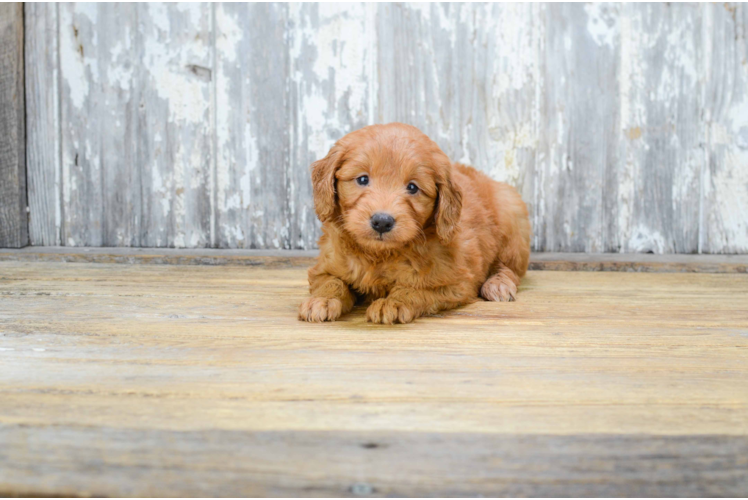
[1,260,747,497]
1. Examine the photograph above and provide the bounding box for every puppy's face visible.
[335,141,438,250]
[311,124,462,252]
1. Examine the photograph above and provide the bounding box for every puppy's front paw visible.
[480,274,517,302]
[299,297,343,322]
[366,298,416,324]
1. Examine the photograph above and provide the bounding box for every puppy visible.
[299,123,531,324]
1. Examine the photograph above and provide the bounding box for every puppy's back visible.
[452,162,531,278]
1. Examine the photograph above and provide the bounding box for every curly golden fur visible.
[299,123,531,324]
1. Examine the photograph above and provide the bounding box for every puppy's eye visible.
[406,182,419,194]
[356,175,369,186]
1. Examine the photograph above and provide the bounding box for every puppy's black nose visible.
[370,213,395,234]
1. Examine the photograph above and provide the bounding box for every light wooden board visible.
[0,3,27,248]
[23,3,748,252]
[0,261,747,496]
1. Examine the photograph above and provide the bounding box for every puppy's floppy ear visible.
[435,163,463,244]
[311,144,343,223]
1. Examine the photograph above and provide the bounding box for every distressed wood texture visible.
[24,3,748,252]
[24,3,60,246]
[702,4,748,253]
[1,262,747,496]
[377,3,539,206]
[612,4,703,253]
[0,3,27,248]
[535,3,620,252]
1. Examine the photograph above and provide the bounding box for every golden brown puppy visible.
[299,123,531,324]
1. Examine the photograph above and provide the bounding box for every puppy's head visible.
[311,123,462,251]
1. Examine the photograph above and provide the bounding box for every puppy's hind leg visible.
[480,264,520,302]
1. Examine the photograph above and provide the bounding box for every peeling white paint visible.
[214,4,243,247]
[143,3,211,125]
[151,166,172,218]
[215,6,242,63]
[143,42,209,124]
[224,224,245,244]
[29,3,748,252]
[584,3,619,48]
[628,224,667,254]
[710,150,748,251]
[619,7,647,131]
[290,3,373,161]
[224,193,241,211]
[147,3,170,33]
[175,2,204,26]
[106,36,133,92]
[60,7,96,109]
[171,142,188,248]
[727,100,748,142]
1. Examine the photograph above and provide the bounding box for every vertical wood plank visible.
[137,3,213,248]
[376,4,541,215]
[288,3,378,249]
[25,3,61,246]
[535,3,621,253]
[58,4,140,246]
[214,3,290,249]
[98,5,139,247]
[58,3,101,246]
[0,2,27,248]
[701,3,748,253]
[610,4,703,253]
[57,3,213,248]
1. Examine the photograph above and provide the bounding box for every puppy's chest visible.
[343,256,420,297]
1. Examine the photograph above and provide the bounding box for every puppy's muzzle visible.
[370,213,395,234]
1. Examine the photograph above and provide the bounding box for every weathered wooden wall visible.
[23,3,748,252]
[0,3,27,248]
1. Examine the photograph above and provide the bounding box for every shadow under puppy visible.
[299,123,531,324]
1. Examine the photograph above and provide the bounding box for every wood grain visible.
[138,3,214,248]
[701,4,748,253]
[611,4,703,253]
[2,429,746,497]
[58,4,139,247]
[377,3,538,205]
[288,4,378,250]
[214,3,292,249]
[51,4,215,247]
[0,2,27,248]
[24,3,61,247]
[0,261,747,495]
[22,2,748,253]
[535,3,619,253]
